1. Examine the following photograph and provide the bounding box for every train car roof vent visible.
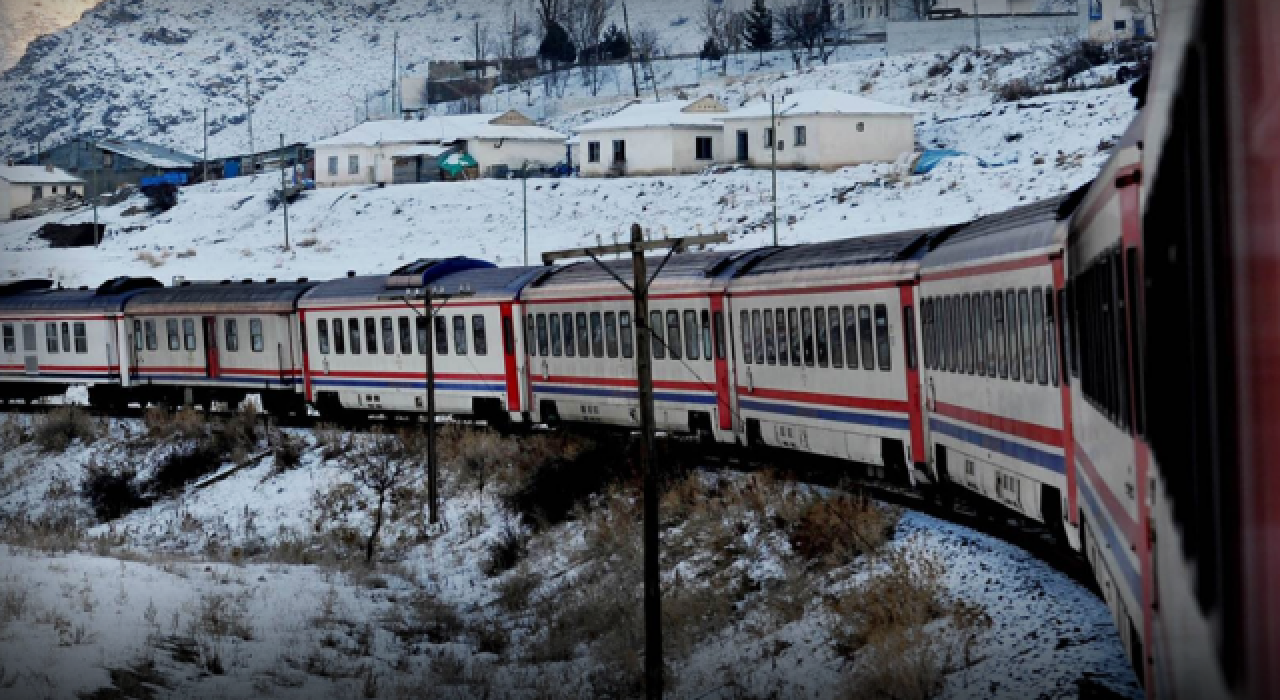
[181,280,192,286]
[296,277,308,283]
[266,278,276,284]
[1,279,55,296]
[219,280,231,285]
[94,276,163,295]
[79,286,89,291]
[241,279,253,284]
[347,270,356,278]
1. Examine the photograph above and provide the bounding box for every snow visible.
[575,98,727,132]
[724,89,918,119]
[312,115,566,149]
[0,164,85,185]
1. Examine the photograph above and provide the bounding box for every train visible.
[1,0,1274,696]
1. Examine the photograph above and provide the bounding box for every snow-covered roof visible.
[394,145,452,158]
[0,165,84,185]
[95,139,199,169]
[722,90,917,120]
[312,113,565,148]
[575,97,729,133]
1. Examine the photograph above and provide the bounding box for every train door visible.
[899,284,926,475]
[202,316,220,379]
[106,319,120,381]
[709,295,733,433]
[500,304,522,413]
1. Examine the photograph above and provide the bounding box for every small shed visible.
[719,90,917,171]
[0,165,85,221]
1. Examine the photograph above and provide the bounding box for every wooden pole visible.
[425,287,438,524]
[202,107,209,182]
[245,74,254,175]
[279,133,290,250]
[622,2,640,98]
[771,94,778,246]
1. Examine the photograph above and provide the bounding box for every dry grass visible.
[135,250,168,268]
[33,406,100,451]
[143,406,208,442]
[787,490,893,565]
[0,414,29,449]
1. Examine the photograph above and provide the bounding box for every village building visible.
[574,96,729,177]
[310,110,566,186]
[0,164,84,221]
[718,90,916,171]
[32,138,199,193]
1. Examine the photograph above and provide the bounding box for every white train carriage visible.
[519,250,772,440]
[120,279,319,413]
[298,259,541,423]
[918,197,1078,538]
[0,277,162,403]
[724,231,934,482]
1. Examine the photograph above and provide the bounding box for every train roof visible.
[734,228,938,279]
[921,195,1074,271]
[125,278,319,314]
[302,263,544,306]
[526,249,775,295]
[0,277,162,313]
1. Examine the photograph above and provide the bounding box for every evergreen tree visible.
[601,23,630,60]
[742,0,773,61]
[700,36,724,62]
[538,20,577,65]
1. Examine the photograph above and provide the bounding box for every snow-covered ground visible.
[0,45,1137,287]
[0,414,1141,699]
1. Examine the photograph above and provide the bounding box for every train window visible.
[250,319,265,352]
[562,313,576,357]
[577,313,590,358]
[591,312,605,358]
[399,317,412,355]
[131,320,142,352]
[1018,290,1034,383]
[665,311,681,360]
[1112,250,1133,430]
[453,316,468,355]
[800,308,815,367]
[903,306,917,370]
[1056,290,1069,387]
[843,306,858,370]
[775,308,788,365]
[713,312,725,360]
[61,322,71,353]
[1005,291,1019,381]
[1032,289,1048,384]
[961,296,973,374]
[535,314,549,357]
[181,319,195,352]
[859,306,874,370]
[874,305,891,371]
[73,323,87,354]
[975,296,988,377]
[435,317,449,356]
[762,310,776,365]
[1044,288,1059,387]
[620,312,634,358]
[2,324,13,354]
[751,310,764,364]
[381,317,394,355]
[524,315,535,357]
[992,293,1006,378]
[165,319,179,351]
[416,316,428,355]
[605,312,619,358]
[318,320,331,354]
[144,321,157,352]
[684,310,699,360]
[701,311,712,360]
[651,311,666,360]
[501,316,514,356]
[828,306,843,368]
[46,323,59,354]
[473,316,487,355]
[740,311,752,365]
[349,318,362,355]
[938,299,949,372]
[814,308,829,368]
[365,318,378,356]
[920,301,931,370]
[549,314,563,356]
[983,293,996,376]
[948,297,960,373]
[788,309,802,367]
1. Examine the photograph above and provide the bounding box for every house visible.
[310,110,566,186]
[0,164,85,221]
[1085,0,1160,39]
[32,138,199,194]
[574,96,729,177]
[718,90,916,171]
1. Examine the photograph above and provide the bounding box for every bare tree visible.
[892,0,932,20]
[535,0,563,31]
[349,430,413,565]
[470,22,491,79]
[777,0,835,66]
[564,0,614,95]
[700,1,733,75]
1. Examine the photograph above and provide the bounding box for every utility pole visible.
[521,161,529,266]
[245,74,255,175]
[392,31,400,115]
[202,107,209,182]
[972,0,981,49]
[543,225,729,700]
[770,94,778,246]
[279,133,290,250]
[91,142,99,247]
[622,2,640,98]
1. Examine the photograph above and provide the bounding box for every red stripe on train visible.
[931,400,1064,449]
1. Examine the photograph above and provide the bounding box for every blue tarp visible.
[139,172,189,187]
[223,160,241,178]
[913,149,964,175]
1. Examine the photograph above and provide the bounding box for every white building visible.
[575,96,729,177]
[1085,0,1160,39]
[0,165,84,221]
[718,90,916,171]
[311,110,566,187]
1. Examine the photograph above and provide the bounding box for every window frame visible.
[664,311,681,360]
[694,136,714,161]
[874,304,891,371]
[650,311,666,359]
[562,312,576,357]
[333,317,345,354]
[793,124,807,147]
[788,308,802,367]
[250,318,265,353]
[348,154,360,175]
[843,306,858,370]
[1,323,13,354]
[166,319,180,351]
[364,318,378,356]
[145,320,158,351]
[683,310,699,360]
[399,316,413,355]
[859,305,875,370]
[436,316,449,355]
[605,312,619,358]
[763,309,777,365]
[828,305,843,368]
[620,311,634,358]
[549,313,563,357]
[381,316,395,355]
[318,319,331,354]
[590,312,605,358]
[535,313,549,357]
[740,310,753,365]
[751,310,765,365]
[453,315,468,355]
[814,306,829,368]
[349,318,362,355]
[587,141,601,163]
[73,323,87,354]
[46,322,59,354]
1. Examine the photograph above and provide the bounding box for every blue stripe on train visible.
[738,398,911,431]
[532,384,718,405]
[310,378,505,393]
[1078,473,1142,600]
[929,416,1065,474]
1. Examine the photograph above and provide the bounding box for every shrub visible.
[788,492,894,564]
[502,439,632,529]
[270,429,305,472]
[396,593,462,644]
[995,77,1044,102]
[482,522,529,576]
[149,440,224,495]
[82,459,149,521]
[33,406,99,451]
[828,543,947,657]
[0,415,29,449]
[143,406,208,441]
[494,564,542,613]
[926,56,951,78]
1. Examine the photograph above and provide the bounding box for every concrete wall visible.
[886,13,1086,55]
[467,138,565,176]
[1085,0,1160,40]
[0,181,84,220]
[721,113,915,170]
[578,126,722,177]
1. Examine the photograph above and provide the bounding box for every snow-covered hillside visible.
[0,0,719,160]
[0,44,1137,287]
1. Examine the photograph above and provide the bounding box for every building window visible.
[250,318,265,352]
[1133,18,1146,36]
[1114,20,1127,31]
[763,127,774,148]
[328,156,338,175]
[587,141,601,163]
[348,154,360,175]
[695,136,713,160]
[856,122,865,133]
[32,186,43,200]
[612,140,626,163]
[794,125,807,146]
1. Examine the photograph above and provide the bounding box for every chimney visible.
[45,164,53,172]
